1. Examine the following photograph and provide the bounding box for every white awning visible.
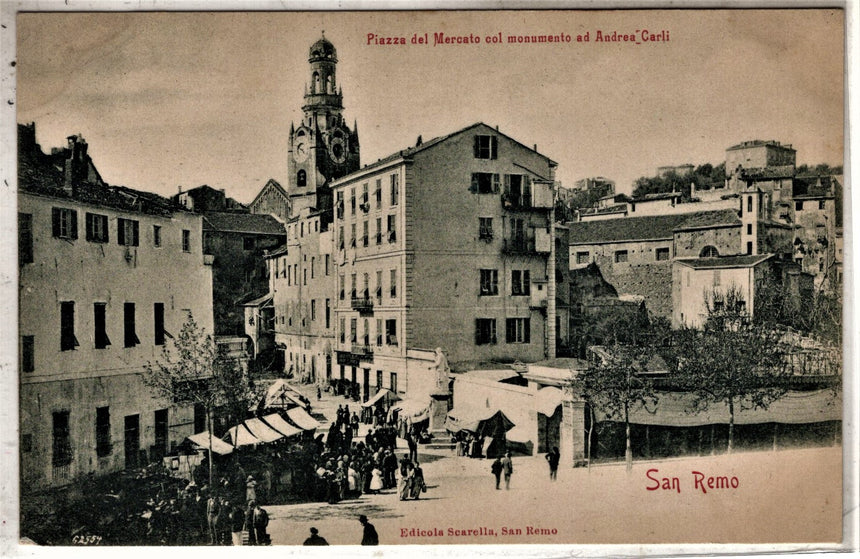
[506,424,532,443]
[262,413,303,438]
[255,379,309,411]
[395,398,431,422]
[244,417,285,443]
[287,407,321,430]
[223,418,287,447]
[361,388,398,408]
[186,432,234,455]
[535,386,564,417]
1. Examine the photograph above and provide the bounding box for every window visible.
[340,318,346,344]
[475,318,497,345]
[376,218,383,244]
[480,269,499,295]
[243,236,255,250]
[390,174,399,206]
[154,409,168,456]
[747,196,753,214]
[96,406,111,458]
[363,319,370,346]
[19,213,33,265]
[338,226,345,250]
[124,302,140,348]
[376,318,383,346]
[60,301,78,351]
[747,241,753,255]
[52,207,78,240]
[479,217,493,240]
[153,225,162,247]
[350,318,358,344]
[361,184,369,211]
[471,173,500,194]
[350,188,356,215]
[339,274,345,300]
[154,303,165,346]
[390,372,398,394]
[385,319,398,346]
[387,215,397,243]
[336,191,344,219]
[21,335,34,373]
[376,370,383,389]
[297,169,307,187]
[504,174,531,207]
[350,223,356,248]
[506,318,531,343]
[795,200,804,211]
[118,218,139,247]
[375,179,382,209]
[182,230,191,252]
[301,222,304,238]
[614,250,628,263]
[474,135,498,159]
[511,270,531,296]
[311,300,316,321]
[325,299,330,329]
[363,273,370,299]
[655,247,670,261]
[746,224,753,235]
[362,221,369,247]
[304,267,308,285]
[351,273,357,299]
[94,303,111,349]
[700,245,719,258]
[85,213,109,243]
[52,411,72,467]
[376,270,383,301]
[325,254,330,276]
[390,269,397,298]
[818,200,826,210]
[576,251,590,264]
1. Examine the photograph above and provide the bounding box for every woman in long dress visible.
[410,463,425,500]
[370,467,384,494]
[398,462,413,501]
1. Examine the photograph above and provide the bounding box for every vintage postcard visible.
[2,6,854,557]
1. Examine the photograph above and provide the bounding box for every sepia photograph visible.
[2,5,854,556]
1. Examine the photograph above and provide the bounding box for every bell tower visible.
[287,33,360,222]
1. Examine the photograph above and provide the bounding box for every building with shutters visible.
[329,122,568,410]
[18,123,215,488]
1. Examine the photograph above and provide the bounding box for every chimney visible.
[416,135,423,147]
[63,134,89,195]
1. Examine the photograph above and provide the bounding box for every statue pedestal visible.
[428,390,451,434]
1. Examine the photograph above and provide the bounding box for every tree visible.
[576,344,659,472]
[142,314,259,488]
[670,286,793,453]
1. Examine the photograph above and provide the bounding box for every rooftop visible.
[674,253,773,269]
[727,140,795,151]
[202,212,286,235]
[569,209,739,245]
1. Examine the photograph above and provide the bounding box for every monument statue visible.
[431,347,450,392]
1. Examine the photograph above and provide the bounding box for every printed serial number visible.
[72,534,102,545]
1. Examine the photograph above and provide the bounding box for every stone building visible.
[249,178,291,222]
[330,122,564,410]
[18,123,214,488]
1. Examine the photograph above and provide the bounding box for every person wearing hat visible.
[246,475,257,504]
[303,527,329,546]
[359,514,378,545]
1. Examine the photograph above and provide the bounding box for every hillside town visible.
[17,34,842,546]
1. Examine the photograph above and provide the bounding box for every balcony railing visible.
[502,236,536,254]
[351,296,374,314]
[352,344,374,357]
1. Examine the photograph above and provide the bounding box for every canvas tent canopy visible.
[256,379,309,411]
[186,432,234,455]
[535,386,564,417]
[287,407,321,430]
[224,418,286,447]
[393,398,431,423]
[361,388,399,408]
[445,408,515,438]
[262,413,304,438]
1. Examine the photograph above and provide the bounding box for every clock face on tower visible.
[295,141,308,163]
[330,137,347,164]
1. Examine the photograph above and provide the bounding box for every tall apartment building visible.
[267,207,336,385]
[330,122,563,404]
[18,123,214,488]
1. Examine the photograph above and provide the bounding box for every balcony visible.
[352,295,374,315]
[502,236,536,254]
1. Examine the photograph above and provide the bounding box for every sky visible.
[15,9,844,203]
